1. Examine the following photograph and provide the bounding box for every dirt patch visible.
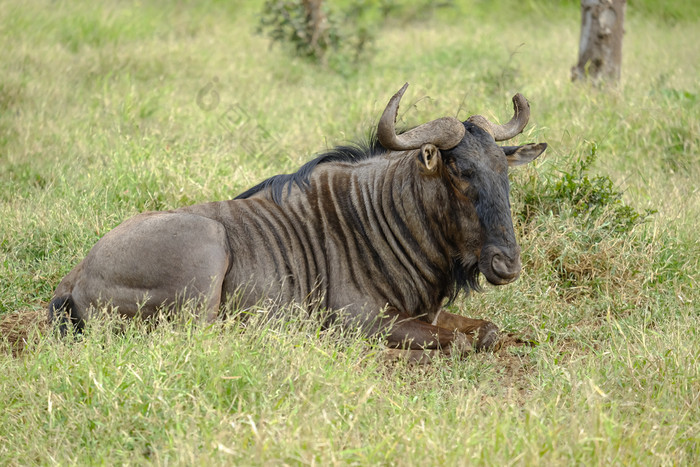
[490,333,538,398]
[381,332,537,365]
[493,332,537,353]
[378,332,541,403]
[0,308,48,356]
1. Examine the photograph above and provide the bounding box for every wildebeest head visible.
[377,83,547,287]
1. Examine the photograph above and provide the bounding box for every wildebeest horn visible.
[467,93,531,142]
[378,83,466,151]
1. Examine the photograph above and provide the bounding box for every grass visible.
[1,0,699,464]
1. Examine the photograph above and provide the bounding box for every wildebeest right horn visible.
[378,83,466,151]
[467,93,531,142]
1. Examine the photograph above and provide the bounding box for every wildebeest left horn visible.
[378,83,466,151]
[467,93,531,142]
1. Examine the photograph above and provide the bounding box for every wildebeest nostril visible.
[479,246,522,285]
[491,253,521,281]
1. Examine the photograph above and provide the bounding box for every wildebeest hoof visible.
[448,331,474,357]
[474,322,499,352]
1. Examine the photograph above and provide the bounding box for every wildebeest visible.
[48,83,546,357]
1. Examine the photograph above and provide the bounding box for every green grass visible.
[1,0,699,464]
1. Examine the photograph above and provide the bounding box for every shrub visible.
[517,141,654,235]
[258,0,342,62]
[512,142,657,305]
[257,1,453,68]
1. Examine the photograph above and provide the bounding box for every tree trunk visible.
[571,0,626,83]
[302,0,329,58]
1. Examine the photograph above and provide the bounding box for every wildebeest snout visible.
[479,244,522,285]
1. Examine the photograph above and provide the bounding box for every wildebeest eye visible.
[460,167,476,179]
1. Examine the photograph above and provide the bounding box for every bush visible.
[258,0,342,62]
[512,142,658,304]
[257,0,452,68]
[517,141,654,235]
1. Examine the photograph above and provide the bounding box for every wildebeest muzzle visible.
[479,244,522,285]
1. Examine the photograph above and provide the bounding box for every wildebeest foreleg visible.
[432,309,499,351]
[379,308,472,356]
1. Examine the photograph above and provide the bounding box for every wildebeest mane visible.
[235,134,388,204]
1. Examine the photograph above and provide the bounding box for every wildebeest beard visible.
[448,257,482,303]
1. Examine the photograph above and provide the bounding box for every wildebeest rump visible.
[48,84,547,356]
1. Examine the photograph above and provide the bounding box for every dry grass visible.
[0,308,47,357]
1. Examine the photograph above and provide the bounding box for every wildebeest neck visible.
[295,155,461,317]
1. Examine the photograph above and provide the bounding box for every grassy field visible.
[1,0,698,464]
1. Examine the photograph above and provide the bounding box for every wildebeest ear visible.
[503,143,547,167]
[420,144,441,172]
